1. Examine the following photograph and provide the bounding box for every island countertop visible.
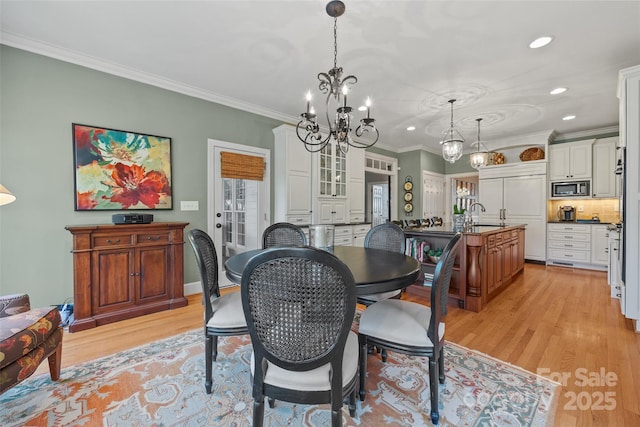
[404,223,526,236]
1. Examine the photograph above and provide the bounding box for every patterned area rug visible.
[0,329,559,426]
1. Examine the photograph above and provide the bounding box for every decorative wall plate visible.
[404,181,413,191]
[404,202,413,213]
[404,192,413,202]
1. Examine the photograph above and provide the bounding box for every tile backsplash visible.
[547,199,620,223]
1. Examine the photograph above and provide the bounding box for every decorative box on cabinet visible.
[65,222,189,332]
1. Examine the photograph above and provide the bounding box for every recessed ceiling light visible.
[550,87,567,95]
[406,126,416,131]
[529,36,553,49]
[562,115,576,121]
[358,105,367,112]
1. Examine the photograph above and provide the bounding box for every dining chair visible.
[262,222,307,248]
[187,229,249,394]
[357,222,406,306]
[241,246,359,427]
[357,233,462,425]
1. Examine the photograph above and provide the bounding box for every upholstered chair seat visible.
[250,332,359,392]
[0,294,63,394]
[206,292,247,329]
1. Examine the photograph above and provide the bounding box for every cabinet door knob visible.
[147,236,161,241]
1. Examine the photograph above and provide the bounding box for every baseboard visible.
[184,281,201,296]
[184,281,238,296]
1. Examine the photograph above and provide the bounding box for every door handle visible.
[216,223,222,228]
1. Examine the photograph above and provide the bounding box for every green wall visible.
[0,46,285,306]
[0,46,458,306]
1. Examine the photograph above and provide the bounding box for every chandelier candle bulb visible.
[306,91,312,114]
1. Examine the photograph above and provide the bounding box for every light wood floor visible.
[40,263,639,426]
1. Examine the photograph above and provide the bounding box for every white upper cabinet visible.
[273,125,313,224]
[317,141,347,198]
[347,148,365,222]
[548,140,593,181]
[592,137,619,198]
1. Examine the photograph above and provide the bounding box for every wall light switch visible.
[181,201,199,211]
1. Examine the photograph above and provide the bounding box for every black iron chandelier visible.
[296,0,379,153]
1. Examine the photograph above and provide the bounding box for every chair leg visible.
[438,347,445,384]
[205,335,213,394]
[358,334,367,401]
[253,396,265,427]
[268,397,275,408]
[381,348,388,363]
[429,356,440,425]
[331,402,342,427]
[212,335,219,362]
[348,388,357,417]
[47,341,62,381]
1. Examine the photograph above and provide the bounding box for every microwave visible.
[551,180,590,198]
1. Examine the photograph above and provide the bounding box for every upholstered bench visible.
[0,294,63,394]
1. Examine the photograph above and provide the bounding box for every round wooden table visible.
[224,245,421,295]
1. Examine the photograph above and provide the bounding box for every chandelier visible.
[469,118,489,169]
[440,99,464,163]
[296,0,379,153]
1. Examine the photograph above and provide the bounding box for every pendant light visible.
[469,118,489,169]
[440,99,464,163]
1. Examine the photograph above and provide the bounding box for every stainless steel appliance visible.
[607,224,622,299]
[551,180,590,197]
[557,205,576,221]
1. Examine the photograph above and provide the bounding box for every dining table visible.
[224,245,421,296]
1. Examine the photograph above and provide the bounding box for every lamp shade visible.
[0,184,17,206]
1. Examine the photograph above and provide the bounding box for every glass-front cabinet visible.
[319,142,347,197]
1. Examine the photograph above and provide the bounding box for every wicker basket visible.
[489,152,505,165]
[520,147,545,161]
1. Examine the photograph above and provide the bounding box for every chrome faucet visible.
[469,202,486,212]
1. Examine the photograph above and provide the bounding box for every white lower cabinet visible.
[591,225,609,266]
[352,224,371,247]
[334,225,354,246]
[317,199,347,224]
[547,223,607,270]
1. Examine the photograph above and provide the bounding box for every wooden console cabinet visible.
[65,222,189,332]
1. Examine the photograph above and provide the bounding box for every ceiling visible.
[2,1,640,155]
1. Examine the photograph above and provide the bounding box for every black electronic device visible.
[112,213,154,225]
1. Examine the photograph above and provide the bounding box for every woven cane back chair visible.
[358,233,462,425]
[187,229,248,394]
[241,247,359,427]
[357,222,406,306]
[262,222,307,248]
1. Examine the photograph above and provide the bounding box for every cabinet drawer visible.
[334,226,353,237]
[547,232,590,242]
[335,236,353,246]
[548,239,590,251]
[137,232,170,244]
[548,223,590,234]
[352,224,371,235]
[286,214,310,225]
[349,214,365,223]
[548,248,590,262]
[93,234,134,247]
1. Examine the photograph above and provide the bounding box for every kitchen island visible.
[405,223,526,312]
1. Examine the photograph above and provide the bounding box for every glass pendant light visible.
[440,99,464,164]
[469,118,489,169]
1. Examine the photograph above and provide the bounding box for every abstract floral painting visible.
[73,124,172,210]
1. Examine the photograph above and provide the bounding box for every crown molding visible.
[2,32,404,154]
[1,32,298,123]
[553,125,619,142]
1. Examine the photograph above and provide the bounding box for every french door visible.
[208,140,270,287]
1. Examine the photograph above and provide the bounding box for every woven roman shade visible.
[220,152,265,181]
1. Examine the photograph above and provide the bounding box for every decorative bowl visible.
[429,255,441,264]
